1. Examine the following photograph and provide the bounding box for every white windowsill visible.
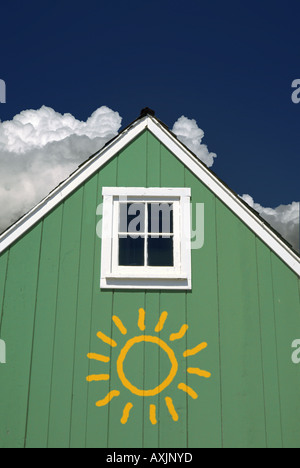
[100,187,192,290]
[104,272,188,280]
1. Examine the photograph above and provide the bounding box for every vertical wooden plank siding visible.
[271,254,300,448]
[47,189,83,448]
[143,291,160,448]
[0,130,299,448]
[159,146,187,448]
[0,225,42,448]
[184,170,222,448]
[0,251,9,334]
[0,251,8,327]
[25,207,64,448]
[144,132,161,447]
[146,131,161,188]
[216,200,266,448]
[69,174,99,448]
[106,131,148,448]
[255,240,283,448]
[108,291,146,448]
[85,161,117,448]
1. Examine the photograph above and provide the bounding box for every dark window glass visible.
[148,203,173,234]
[119,236,145,266]
[147,236,174,267]
[119,203,145,233]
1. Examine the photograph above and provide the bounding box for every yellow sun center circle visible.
[117,335,178,397]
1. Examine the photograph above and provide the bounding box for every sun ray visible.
[178,383,198,400]
[165,397,179,422]
[96,390,120,407]
[112,315,127,335]
[97,331,117,348]
[121,402,133,424]
[138,308,146,331]
[187,367,211,379]
[183,342,207,358]
[170,324,188,342]
[149,404,157,425]
[87,353,110,363]
[87,305,211,426]
[155,311,168,333]
[86,374,110,382]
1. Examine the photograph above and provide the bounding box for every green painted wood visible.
[0,129,299,448]
[161,144,185,187]
[143,132,161,447]
[143,292,160,448]
[85,160,117,448]
[271,254,300,448]
[216,199,266,448]
[117,131,147,187]
[0,225,42,448]
[159,291,187,448]
[69,175,99,448]
[255,239,283,448]
[85,287,114,449]
[108,291,146,448]
[146,131,161,187]
[104,129,148,448]
[159,152,187,448]
[25,207,63,448]
[184,170,222,448]
[0,251,9,327]
[47,189,83,448]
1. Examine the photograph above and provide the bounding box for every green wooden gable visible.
[0,113,299,448]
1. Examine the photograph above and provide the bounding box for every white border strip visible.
[147,117,300,276]
[0,115,299,277]
[102,187,191,197]
[0,117,149,254]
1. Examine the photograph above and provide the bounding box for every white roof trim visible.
[0,115,299,277]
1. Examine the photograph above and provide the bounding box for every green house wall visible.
[0,130,299,448]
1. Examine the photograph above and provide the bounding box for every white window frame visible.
[100,187,192,290]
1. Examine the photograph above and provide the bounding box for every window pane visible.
[148,203,173,234]
[119,236,145,266]
[119,203,145,233]
[147,236,174,267]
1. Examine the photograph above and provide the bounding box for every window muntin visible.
[112,197,180,276]
[100,187,191,290]
[118,202,174,268]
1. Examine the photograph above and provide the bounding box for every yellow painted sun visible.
[86,308,211,425]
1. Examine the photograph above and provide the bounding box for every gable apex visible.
[0,113,299,277]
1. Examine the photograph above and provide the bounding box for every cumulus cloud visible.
[241,195,299,252]
[0,107,298,254]
[172,115,217,168]
[0,106,122,232]
[171,115,299,253]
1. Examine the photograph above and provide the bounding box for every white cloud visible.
[172,115,217,168]
[171,115,299,253]
[0,107,298,254]
[241,195,299,252]
[0,106,122,232]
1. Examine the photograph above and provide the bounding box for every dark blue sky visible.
[1,0,299,207]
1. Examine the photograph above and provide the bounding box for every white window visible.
[100,188,192,289]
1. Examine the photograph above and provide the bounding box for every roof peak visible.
[140,107,155,118]
[0,114,299,275]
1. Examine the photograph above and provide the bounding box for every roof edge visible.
[0,116,150,253]
[0,113,299,277]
